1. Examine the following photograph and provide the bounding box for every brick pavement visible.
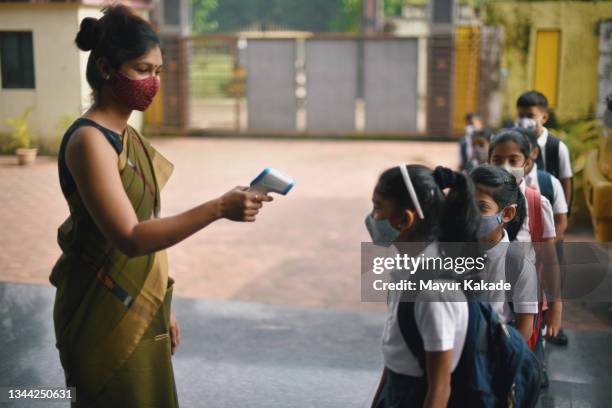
[0,138,456,312]
[0,137,608,329]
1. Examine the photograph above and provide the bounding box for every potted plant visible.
[6,107,38,165]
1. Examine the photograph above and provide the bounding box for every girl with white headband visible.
[367,164,482,408]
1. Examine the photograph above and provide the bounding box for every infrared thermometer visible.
[249,167,295,195]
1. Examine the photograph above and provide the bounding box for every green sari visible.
[50,124,178,407]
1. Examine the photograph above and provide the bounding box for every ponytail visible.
[432,166,480,243]
[375,165,480,243]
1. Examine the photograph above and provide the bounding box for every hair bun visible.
[75,17,99,51]
[433,166,458,189]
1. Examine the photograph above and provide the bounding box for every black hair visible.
[472,128,492,142]
[374,165,481,243]
[465,112,480,122]
[513,127,538,150]
[488,129,531,162]
[75,5,160,104]
[516,90,549,112]
[470,164,526,241]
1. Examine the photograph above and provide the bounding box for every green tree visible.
[192,0,219,33]
[384,0,405,17]
[330,0,361,33]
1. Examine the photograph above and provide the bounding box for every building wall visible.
[0,4,82,141]
[485,1,612,122]
[0,3,143,143]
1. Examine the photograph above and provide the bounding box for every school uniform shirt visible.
[459,128,473,168]
[515,182,557,242]
[485,229,538,322]
[524,163,568,215]
[382,242,469,377]
[538,127,573,179]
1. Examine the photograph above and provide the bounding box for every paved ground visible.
[0,137,460,312]
[0,138,610,407]
[1,282,610,408]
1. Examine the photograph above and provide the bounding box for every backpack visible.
[539,134,574,215]
[522,187,546,350]
[534,134,560,180]
[523,187,544,243]
[397,299,542,407]
[536,170,554,208]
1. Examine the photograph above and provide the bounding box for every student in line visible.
[459,112,483,172]
[517,127,570,347]
[470,164,538,341]
[51,6,272,406]
[517,128,569,242]
[516,91,573,211]
[368,164,481,407]
[468,128,493,171]
[488,130,563,387]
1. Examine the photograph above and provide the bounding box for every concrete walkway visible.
[1,282,610,407]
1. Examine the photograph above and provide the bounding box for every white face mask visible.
[515,117,538,130]
[502,164,525,184]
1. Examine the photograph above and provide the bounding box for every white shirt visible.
[516,182,557,242]
[524,163,568,215]
[538,128,573,179]
[382,242,468,377]
[459,129,473,167]
[485,230,538,322]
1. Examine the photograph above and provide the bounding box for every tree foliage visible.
[191,0,409,34]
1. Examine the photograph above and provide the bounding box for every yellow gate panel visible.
[453,26,480,135]
[144,74,164,126]
[534,30,561,108]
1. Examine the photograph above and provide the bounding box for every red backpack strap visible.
[524,186,544,243]
[524,186,546,350]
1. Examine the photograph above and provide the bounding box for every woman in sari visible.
[50,5,272,407]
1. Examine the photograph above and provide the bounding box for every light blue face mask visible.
[477,212,503,239]
[365,214,401,247]
[365,164,425,246]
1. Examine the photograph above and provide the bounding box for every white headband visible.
[399,163,425,220]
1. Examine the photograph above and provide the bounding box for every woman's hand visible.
[169,310,180,355]
[218,186,273,222]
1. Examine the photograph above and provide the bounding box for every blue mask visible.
[477,212,503,239]
[365,214,400,247]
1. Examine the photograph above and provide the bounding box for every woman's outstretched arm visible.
[66,126,272,257]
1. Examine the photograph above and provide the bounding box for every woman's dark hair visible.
[374,165,480,243]
[75,5,160,104]
[488,129,531,162]
[470,164,526,241]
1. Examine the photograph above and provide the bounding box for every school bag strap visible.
[397,300,427,370]
[536,170,554,206]
[544,134,560,179]
[397,296,542,407]
[524,187,544,243]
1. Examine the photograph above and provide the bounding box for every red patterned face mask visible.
[110,71,160,111]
